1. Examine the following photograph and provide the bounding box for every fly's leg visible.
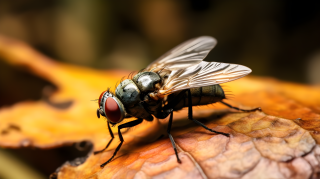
[100,118,143,168]
[220,101,261,112]
[187,89,229,137]
[167,112,181,163]
[94,121,114,155]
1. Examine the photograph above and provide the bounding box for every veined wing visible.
[145,36,217,72]
[158,61,251,95]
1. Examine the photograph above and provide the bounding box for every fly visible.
[95,36,261,168]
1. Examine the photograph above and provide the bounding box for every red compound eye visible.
[98,90,107,107]
[104,98,121,123]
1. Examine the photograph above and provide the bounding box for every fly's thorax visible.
[116,79,141,107]
[115,79,153,121]
[132,72,161,93]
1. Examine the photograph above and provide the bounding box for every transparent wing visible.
[145,36,217,72]
[158,61,252,95]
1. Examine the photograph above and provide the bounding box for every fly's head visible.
[97,90,126,124]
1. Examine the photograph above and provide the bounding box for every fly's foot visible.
[219,132,230,137]
[209,129,229,137]
[94,151,99,155]
[252,107,262,112]
[100,156,115,168]
[94,150,104,155]
[177,158,182,163]
[220,101,262,112]
[100,161,109,168]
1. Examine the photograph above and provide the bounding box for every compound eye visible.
[98,90,107,107]
[104,97,121,123]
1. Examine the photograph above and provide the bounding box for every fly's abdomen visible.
[172,84,225,110]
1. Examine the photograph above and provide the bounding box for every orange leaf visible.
[0,35,319,179]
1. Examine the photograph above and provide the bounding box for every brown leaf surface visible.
[0,35,320,179]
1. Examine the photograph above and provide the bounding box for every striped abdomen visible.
[170,84,225,111]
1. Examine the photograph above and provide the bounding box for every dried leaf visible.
[0,35,319,179]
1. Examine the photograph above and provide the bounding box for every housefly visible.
[95,36,261,168]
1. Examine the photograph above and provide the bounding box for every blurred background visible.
[0,0,320,178]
